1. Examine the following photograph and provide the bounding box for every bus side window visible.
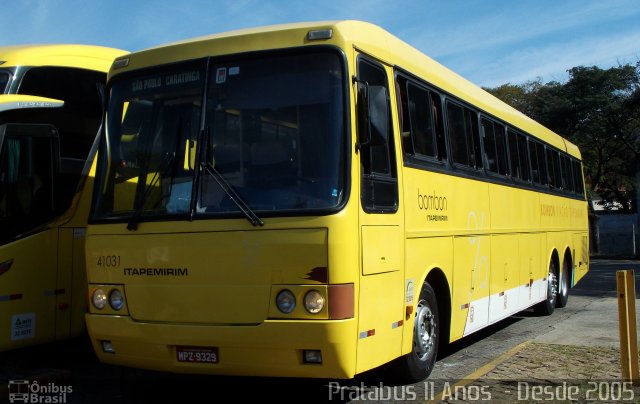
[561,154,573,192]
[468,110,481,170]
[481,118,498,172]
[431,94,447,162]
[529,139,541,184]
[447,102,469,166]
[394,73,443,164]
[507,129,520,179]
[572,159,584,196]
[536,142,548,186]
[518,133,531,182]
[482,117,507,175]
[447,102,480,169]
[407,82,436,158]
[546,148,562,189]
[357,57,398,213]
[494,122,508,176]
[507,129,531,182]
[395,76,413,155]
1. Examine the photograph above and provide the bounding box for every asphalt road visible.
[1,258,637,403]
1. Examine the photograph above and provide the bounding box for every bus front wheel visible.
[394,282,439,382]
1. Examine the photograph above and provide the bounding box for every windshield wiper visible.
[127,151,175,231]
[201,162,264,227]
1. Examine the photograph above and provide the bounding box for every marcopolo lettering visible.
[418,188,447,211]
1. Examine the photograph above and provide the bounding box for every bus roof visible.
[0,44,127,73]
[111,20,580,158]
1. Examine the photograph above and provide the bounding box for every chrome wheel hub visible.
[413,300,436,361]
[547,271,558,304]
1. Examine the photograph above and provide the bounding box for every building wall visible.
[592,213,638,257]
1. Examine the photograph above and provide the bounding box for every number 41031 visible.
[97,255,121,267]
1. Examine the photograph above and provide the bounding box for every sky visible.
[1,0,639,87]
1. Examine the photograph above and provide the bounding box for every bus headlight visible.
[276,290,296,314]
[91,289,107,310]
[304,290,325,314]
[109,289,125,311]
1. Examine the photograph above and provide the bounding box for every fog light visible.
[109,289,125,311]
[304,290,325,314]
[276,290,296,314]
[92,289,107,310]
[303,349,322,364]
[101,340,115,353]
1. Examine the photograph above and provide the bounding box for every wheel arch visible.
[549,248,561,277]
[563,246,573,287]
[422,267,451,348]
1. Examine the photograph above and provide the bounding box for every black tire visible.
[392,282,439,382]
[534,260,557,315]
[556,259,570,308]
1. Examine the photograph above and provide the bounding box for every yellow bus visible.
[0,44,127,351]
[86,21,588,380]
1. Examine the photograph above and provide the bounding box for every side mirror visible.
[356,81,388,149]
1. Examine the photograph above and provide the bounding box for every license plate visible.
[176,346,219,363]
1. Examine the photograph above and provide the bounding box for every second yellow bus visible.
[0,44,127,351]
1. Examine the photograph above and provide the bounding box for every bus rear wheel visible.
[556,259,570,308]
[393,282,439,382]
[534,260,557,315]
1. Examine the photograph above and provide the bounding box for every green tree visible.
[485,63,640,211]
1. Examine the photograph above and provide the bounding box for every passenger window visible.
[529,139,540,184]
[448,103,469,166]
[507,129,521,179]
[495,124,508,175]
[407,82,436,158]
[536,142,548,186]
[561,154,572,192]
[482,118,508,175]
[547,149,562,189]
[518,133,530,181]
[396,74,446,163]
[572,160,584,196]
[447,102,480,169]
[432,95,447,162]
[546,149,555,187]
[396,76,413,155]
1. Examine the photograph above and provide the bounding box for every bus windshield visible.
[94,50,346,223]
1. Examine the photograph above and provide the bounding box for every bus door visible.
[354,54,405,373]
[0,123,60,349]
